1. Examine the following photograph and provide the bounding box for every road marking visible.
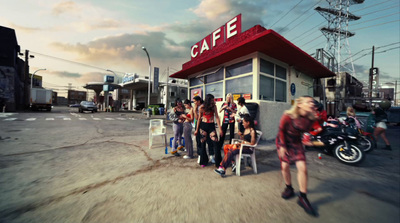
[93,118,101,120]
[0,113,18,118]
[26,118,36,121]
[3,118,17,121]
[79,118,87,120]
[129,118,136,120]
[63,118,71,120]
[116,118,126,120]
[104,118,115,120]
[46,118,55,121]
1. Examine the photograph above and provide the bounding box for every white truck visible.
[30,88,52,111]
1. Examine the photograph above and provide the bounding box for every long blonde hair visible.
[226,93,233,103]
[284,96,314,119]
[346,106,355,117]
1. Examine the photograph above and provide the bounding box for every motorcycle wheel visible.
[358,135,376,153]
[334,143,365,165]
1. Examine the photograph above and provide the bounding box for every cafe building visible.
[170,14,335,140]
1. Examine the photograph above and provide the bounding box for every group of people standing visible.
[167,93,393,217]
[169,93,255,171]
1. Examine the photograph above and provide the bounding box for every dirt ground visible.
[0,133,398,223]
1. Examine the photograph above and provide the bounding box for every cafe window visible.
[259,58,287,102]
[190,77,204,86]
[275,79,287,102]
[260,59,274,75]
[226,75,253,95]
[225,59,252,78]
[205,67,224,83]
[276,65,287,80]
[259,75,274,101]
[205,82,223,99]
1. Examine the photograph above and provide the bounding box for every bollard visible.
[318,153,322,159]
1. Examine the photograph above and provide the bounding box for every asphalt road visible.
[0,106,399,222]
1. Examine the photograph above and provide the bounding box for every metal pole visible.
[395,80,398,106]
[142,47,151,117]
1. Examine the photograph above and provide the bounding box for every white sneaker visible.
[210,155,215,164]
[197,156,201,164]
[183,155,192,159]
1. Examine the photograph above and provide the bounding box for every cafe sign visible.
[191,14,242,60]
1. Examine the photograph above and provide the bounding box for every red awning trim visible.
[171,25,335,79]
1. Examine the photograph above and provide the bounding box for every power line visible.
[290,21,325,42]
[299,34,324,48]
[352,19,400,31]
[304,40,326,53]
[359,4,400,17]
[270,0,305,29]
[280,0,323,34]
[376,42,400,49]
[283,11,317,36]
[351,12,400,26]
[342,46,400,67]
[341,42,400,64]
[352,0,396,13]
[27,50,126,75]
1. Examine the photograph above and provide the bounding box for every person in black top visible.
[373,105,391,150]
[214,115,257,177]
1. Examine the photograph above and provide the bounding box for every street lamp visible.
[142,46,152,111]
[31,68,46,89]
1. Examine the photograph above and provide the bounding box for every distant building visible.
[67,90,87,105]
[325,72,364,114]
[0,26,25,111]
[57,96,68,106]
[52,91,58,105]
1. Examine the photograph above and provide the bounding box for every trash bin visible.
[159,107,165,115]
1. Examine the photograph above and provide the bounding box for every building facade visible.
[171,15,335,140]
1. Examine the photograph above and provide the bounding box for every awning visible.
[171,26,335,79]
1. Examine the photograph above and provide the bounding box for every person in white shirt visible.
[235,97,250,137]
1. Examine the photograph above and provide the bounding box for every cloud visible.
[52,1,79,16]
[51,70,81,78]
[6,22,42,33]
[190,0,231,20]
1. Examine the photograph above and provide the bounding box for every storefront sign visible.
[153,67,159,93]
[191,88,202,100]
[104,75,114,83]
[122,73,137,84]
[290,83,296,96]
[233,94,241,100]
[191,14,242,60]
[103,84,115,92]
[242,93,252,100]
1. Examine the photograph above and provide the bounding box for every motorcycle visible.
[340,117,376,153]
[305,120,365,165]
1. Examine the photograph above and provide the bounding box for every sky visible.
[1,0,399,97]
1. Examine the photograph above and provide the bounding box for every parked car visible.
[79,101,97,113]
[387,106,400,125]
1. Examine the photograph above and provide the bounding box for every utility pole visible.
[369,46,375,108]
[24,50,30,108]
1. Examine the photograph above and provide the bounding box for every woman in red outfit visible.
[214,115,257,176]
[276,96,317,216]
[194,94,223,167]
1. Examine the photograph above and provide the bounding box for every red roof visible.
[170,25,335,79]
